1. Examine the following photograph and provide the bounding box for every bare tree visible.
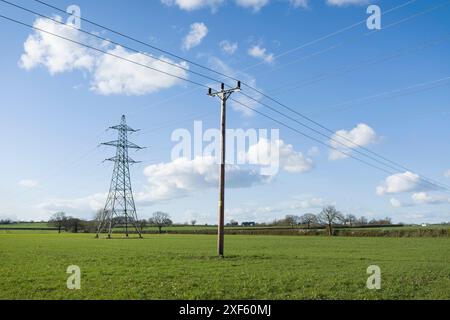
[48,212,67,234]
[358,216,368,225]
[149,212,173,234]
[300,213,318,229]
[345,214,358,227]
[284,215,300,228]
[318,206,344,236]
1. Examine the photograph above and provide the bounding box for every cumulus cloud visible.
[161,0,225,11]
[139,138,313,203]
[246,138,314,174]
[182,22,209,51]
[376,171,440,196]
[18,179,39,188]
[19,16,96,74]
[92,47,189,95]
[140,156,271,203]
[412,192,450,206]
[326,0,369,6]
[329,123,379,160]
[38,193,107,216]
[220,40,238,55]
[390,192,450,208]
[20,17,189,96]
[248,45,274,64]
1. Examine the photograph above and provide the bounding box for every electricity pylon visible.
[96,115,143,239]
[208,81,241,257]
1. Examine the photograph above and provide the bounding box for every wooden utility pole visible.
[208,81,241,257]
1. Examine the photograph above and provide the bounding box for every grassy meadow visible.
[0,231,449,300]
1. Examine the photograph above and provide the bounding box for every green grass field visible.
[0,222,51,229]
[0,231,449,300]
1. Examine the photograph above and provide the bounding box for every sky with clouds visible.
[0,0,449,224]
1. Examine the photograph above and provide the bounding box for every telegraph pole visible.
[208,81,241,257]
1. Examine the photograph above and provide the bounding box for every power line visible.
[230,97,401,176]
[240,0,419,72]
[313,76,450,115]
[235,90,449,191]
[0,14,209,89]
[230,97,449,193]
[0,0,224,86]
[32,0,241,85]
[15,0,439,180]
[0,9,447,191]
[31,0,417,86]
[259,0,450,80]
[267,32,450,95]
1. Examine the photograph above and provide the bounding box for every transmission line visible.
[0,14,209,89]
[230,97,450,193]
[32,0,241,85]
[31,0,417,85]
[0,10,447,191]
[240,0,419,72]
[0,0,226,87]
[234,90,449,191]
[258,0,450,79]
[18,0,442,179]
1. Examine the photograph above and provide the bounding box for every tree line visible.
[273,206,393,236]
[48,211,174,234]
[47,206,394,236]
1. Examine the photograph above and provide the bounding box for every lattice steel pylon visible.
[96,115,143,239]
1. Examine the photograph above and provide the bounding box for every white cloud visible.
[376,171,439,196]
[38,193,107,216]
[220,40,238,55]
[412,192,450,206]
[444,169,450,178]
[390,192,450,208]
[18,179,39,188]
[92,46,189,95]
[20,16,96,74]
[235,0,270,12]
[248,45,274,64]
[20,17,189,96]
[161,0,225,11]
[329,123,379,161]
[182,22,209,51]
[247,138,314,173]
[162,0,270,12]
[326,0,369,6]
[289,0,308,8]
[141,156,271,203]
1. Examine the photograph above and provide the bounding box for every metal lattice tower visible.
[96,115,143,239]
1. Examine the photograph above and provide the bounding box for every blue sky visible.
[0,0,449,224]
